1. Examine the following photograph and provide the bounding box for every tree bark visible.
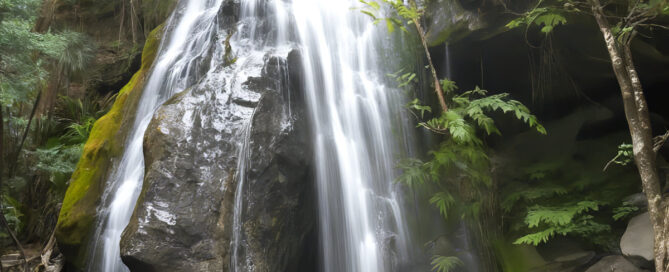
[413,18,448,113]
[588,0,668,270]
[407,0,448,113]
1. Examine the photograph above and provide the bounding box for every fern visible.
[1,195,24,237]
[612,202,639,221]
[431,255,464,272]
[506,7,567,34]
[394,78,542,221]
[515,214,611,246]
[430,192,455,218]
[396,158,429,187]
[502,184,568,212]
[525,201,600,227]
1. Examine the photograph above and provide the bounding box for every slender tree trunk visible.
[589,0,668,270]
[118,0,126,44]
[412,19,448,113]
[10,91,41,175]
[407,0,448,113]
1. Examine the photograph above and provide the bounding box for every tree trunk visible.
[588,0,668,270]
[407,0,448,113]
[10,90,42,175]
[413,18,448,113]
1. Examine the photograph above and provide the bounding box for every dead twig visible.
[654,130,669,154]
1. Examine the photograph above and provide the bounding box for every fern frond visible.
[525,201,600,227]
[430,192,455,219]
[431,255,463,272]
[396,158,429,187]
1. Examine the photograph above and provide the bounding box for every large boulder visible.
[620,212,654,262]
[585,256,648,272]
[119,46,314,271]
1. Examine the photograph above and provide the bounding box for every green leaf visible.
[431,256,463,272]
[430,192,455,218]
[360,10,377,20]
[535,13,566,34]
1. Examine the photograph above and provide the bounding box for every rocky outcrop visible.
[620,212,654,262]
[119,47,314,271]
[55,25,165,271]
[424,0,486,46]
[36,0,177,97]
[585,256,648,272]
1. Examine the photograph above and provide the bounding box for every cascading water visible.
[87,1,224,271]
[87,0,417,271]
[288,1,415,271]
[231,0,417,270]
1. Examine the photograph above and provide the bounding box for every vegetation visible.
[0,0,111,269]
[0,0,666,271]
[501,151,640,249]
[362,1,546,270]
[55,25,163,267]
[506,0,669,269]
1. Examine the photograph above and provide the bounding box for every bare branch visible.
[654,130,669,154]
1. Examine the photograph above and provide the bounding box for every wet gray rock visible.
[585,256,648,272]
[620,212,654,262]
[533,238,595,272]
[623,193,648,209]
[424,0,485,46]
[120,43,314,271]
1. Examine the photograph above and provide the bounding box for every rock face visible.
[55,25,164,271]
[424,0,485,46]
[119,43,314,271]
[620,212,654,262]
[585,256,648,272]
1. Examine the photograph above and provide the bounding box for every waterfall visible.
[87,1,224,271]
[231,0,417,270]
[289,1,415,271]
[87,0,416,271]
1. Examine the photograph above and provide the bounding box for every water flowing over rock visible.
[120,48,313,270]
[63,0,419,271]
[55,25,165,271]
[118,1,315,271]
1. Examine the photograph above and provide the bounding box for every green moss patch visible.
[55,24,165,269]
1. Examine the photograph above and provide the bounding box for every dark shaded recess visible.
[120,256,158,272]
[97,50,143,95]
[429,13,669,150]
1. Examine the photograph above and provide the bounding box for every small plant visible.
[603,143,633,171]
[513,201,610,246]
[362,1,544,270]
[431,255,464,272]
[612,201,639,221]
[0,196,24,238]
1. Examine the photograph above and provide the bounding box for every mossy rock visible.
[55,24,165,270]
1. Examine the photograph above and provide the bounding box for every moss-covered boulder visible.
[55,25,165,271]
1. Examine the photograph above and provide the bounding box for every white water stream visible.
[290,1,415,271]
[87,1,225,271]
[90,1,416,271]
